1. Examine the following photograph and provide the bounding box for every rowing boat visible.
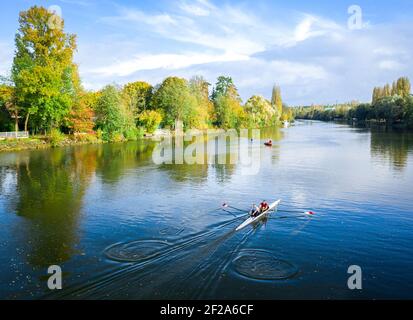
[235,200,281,231]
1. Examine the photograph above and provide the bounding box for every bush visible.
[96,129,103,141]
[109,132,125,143]
[48,128,65,147]
[74,132,99,143]
[138,110,163,134]
[123,126,141,141]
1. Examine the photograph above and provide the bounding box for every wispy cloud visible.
[9,0,406,105]
[59,0,93,7]
[379,60,403,71]
[294,14,342,43]
[0,42,13,76]
[91,52,250,77]
[179,0,213,16]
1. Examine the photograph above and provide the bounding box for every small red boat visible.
[264,140,273,147]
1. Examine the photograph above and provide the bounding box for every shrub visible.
[123,127,141,141]
[48,128,65,147]
[109,132,125,143]
[138,110,163,134]
[96,129,103,141]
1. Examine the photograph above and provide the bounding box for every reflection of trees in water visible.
[157,127,285,183]
[94,141,156,183]
[370,129,413,171]
[5,147,97,268]
[259,126,285,143]
[1,129,285,270]
[157,136,239,183]
[1,141,158,269]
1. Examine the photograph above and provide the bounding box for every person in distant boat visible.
[250,204,260,217]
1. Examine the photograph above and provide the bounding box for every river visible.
[1,120,413,299]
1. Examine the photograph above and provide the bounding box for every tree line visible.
[295,77,413,128]
[0,6,293,142]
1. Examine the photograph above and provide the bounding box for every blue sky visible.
[0,0,412,105]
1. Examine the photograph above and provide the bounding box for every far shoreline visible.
[0,123,292,153]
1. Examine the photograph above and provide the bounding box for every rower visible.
[250,204,260,217]
[260,200,269,212]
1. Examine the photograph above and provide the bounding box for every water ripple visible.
[232,249,298,281]
[104,240,170,263]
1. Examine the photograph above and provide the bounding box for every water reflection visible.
[95,142,156,183]
[1,122,412,299]
[8,147,97,267]
[370,128,413,171]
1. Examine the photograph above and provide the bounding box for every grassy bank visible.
[0,135,104,153]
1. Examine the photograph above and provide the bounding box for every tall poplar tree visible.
[271,85,283,120]
[11,6,78,132]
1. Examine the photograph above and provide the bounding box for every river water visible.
[1,120,412,299]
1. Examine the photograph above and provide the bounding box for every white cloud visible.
[379,60,403,71]
[179,0,213,16]
[294,14,342,43]
[0,42,13,77]
[90,52,250,77]
[59,0,93,6]
[101,2,290,56]
[103,8,177,27]
[77,1,413,104]
[237,59,328,87]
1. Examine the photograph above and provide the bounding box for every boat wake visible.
[232,249,298,281]
[47,209,301,299]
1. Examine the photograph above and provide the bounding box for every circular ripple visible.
[232,249,298,280]
[104,240,170,263]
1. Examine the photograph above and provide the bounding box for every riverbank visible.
[0,123,291,153]
[0,135,104,153]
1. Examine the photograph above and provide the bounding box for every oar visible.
[222,203,246,213]
[271,214,313,220]
[278,209,316,215]
[222,209,238,217]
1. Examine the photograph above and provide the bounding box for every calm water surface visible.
[1,121,413,299]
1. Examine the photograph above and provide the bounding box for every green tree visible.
[211,76,243,128]
[138,110,163,134]
[352,103,372,121]
[391,81,398,96]
[152,77,196,129]
[122,81,153,121]
[211,76,234,101]
[281,105,294,122]
[403,95,413,128]
[271,85,283,120]
[0,84,19,132]
[189,76,212,129]
[213,86,244,129]
[244,95,276,127]
[95,85,124,141]
[11,6,78,132]
[384,84,392,97]
[372,87,379,104]
[396,77,411,97]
